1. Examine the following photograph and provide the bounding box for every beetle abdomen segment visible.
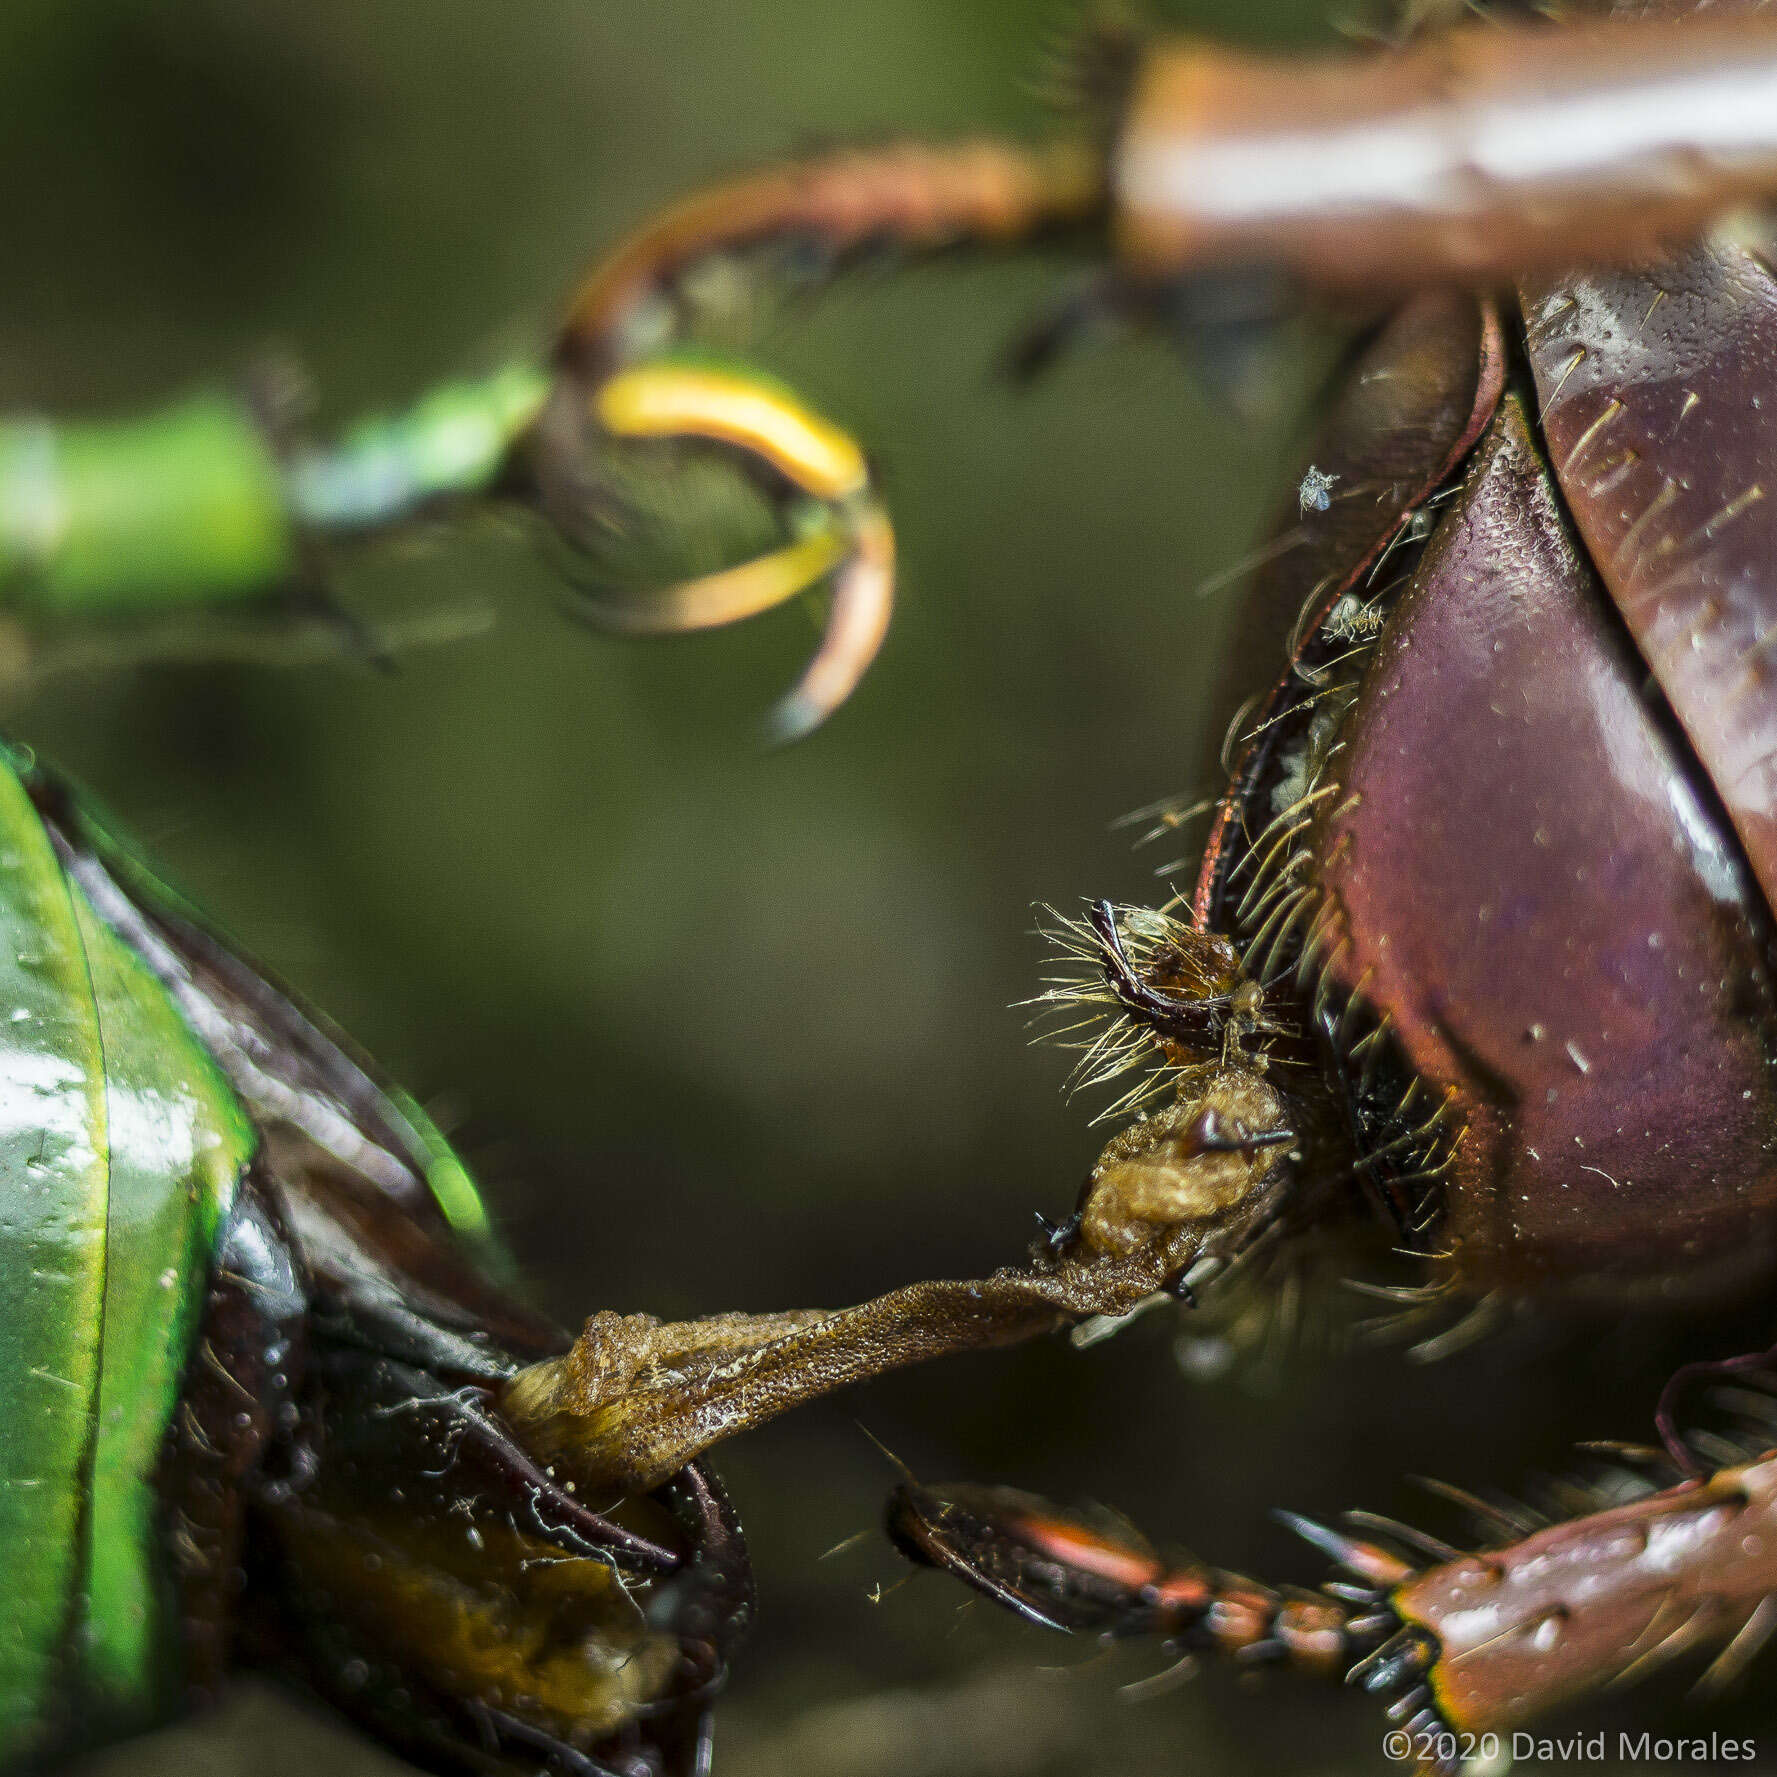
[1310,397,1777,1297]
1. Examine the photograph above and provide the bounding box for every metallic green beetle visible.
[0,739,753,1775]
[0,125,909,1763]
[0,739,255,1764]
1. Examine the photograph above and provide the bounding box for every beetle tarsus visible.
[532,136,1107,731]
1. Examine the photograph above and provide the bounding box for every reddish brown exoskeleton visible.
[494,0,1777,1763]
[889,1456,1777,1769]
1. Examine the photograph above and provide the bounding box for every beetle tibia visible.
[500,1063,1297,1492]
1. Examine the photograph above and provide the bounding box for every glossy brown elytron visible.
[854,4,1777,1758]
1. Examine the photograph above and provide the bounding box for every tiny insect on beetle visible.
[13,0,1777,1772]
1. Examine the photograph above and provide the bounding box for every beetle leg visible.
[1657,1343,1777,1474]
[886,1479,1400,1681]
[1381,1453,1777,1748]
[531,138,1103,732]
[888,1450,1777,1767]
[557,142,1105,383]
[539,356,895,735]
[500,1063,1301,1491]
[1116,13,1777,297]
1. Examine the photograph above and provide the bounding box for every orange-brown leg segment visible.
[886,1452,1777,1775]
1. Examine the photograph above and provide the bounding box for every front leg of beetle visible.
[887,1454,1777,1772]
[1377,1455,1777,1748]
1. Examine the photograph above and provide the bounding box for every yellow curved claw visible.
[582,523,850,638]
[585,359,894,737]
[765,503,894,743]
[595,364,868,503]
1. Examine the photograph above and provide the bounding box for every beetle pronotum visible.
[16,0,1777,1772]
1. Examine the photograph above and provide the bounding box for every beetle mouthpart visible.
[557,359,895,736]
[1029,899,1272,1115]
[1068,1065,1296,1261]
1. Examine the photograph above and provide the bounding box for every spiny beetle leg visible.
[886,1479,1386,1675]
[885,1450,1777,1768]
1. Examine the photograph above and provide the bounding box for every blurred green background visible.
[10,1,1775,1773]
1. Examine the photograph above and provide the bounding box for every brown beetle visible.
[476,0,1777,1760]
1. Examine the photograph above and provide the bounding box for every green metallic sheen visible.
[52,772,499,1255]
[382,1082,494,1246]
[286,361,550,530]
[0,751,255,1767]
[75,884,254,1742]
[0,760,111,1767]
[0,363,549,642]
[0,396,296,616]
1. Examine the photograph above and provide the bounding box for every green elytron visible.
[0,744,252,1763]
